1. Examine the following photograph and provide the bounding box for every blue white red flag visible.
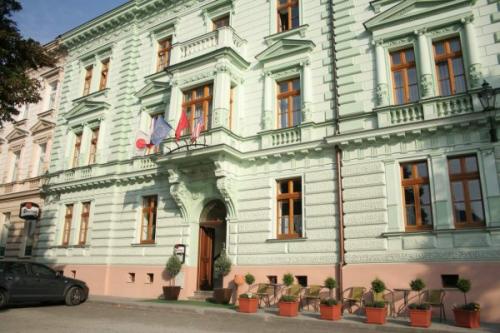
[191,117,204,142]
[151,116,172,146]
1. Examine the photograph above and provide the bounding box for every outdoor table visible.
[393,288,412,316]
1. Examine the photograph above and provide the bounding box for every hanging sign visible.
[19,202,41,220]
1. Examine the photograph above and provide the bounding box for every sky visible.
[13,0,130,44]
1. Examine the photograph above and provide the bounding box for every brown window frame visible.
[140,195,158,244]
[72,133,82,168]
[277,78,301,129]
[276,178,302,240]
[99,59,109,90]
[157,37,172,72]
[212,14,230,30]
[401,161,433,231]
[182,84,213,135]
[62,204,74,246]
[433,37,466,96]
[448,155,485,228]
[78,202,91,245]
[88,128,100,165]
[277,0,299,32]
[83,65,93,96]
[390,48,419,105]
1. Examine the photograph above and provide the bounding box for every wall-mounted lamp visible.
[478,80,498,142]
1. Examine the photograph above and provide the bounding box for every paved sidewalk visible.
[88,295,499,333]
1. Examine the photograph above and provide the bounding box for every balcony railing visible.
[0,177,43,195]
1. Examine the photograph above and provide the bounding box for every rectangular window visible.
[277,0,299,32]
[37,143,47,176]
[10,150,21,182]
[401,161,433,230]
[141,195,157,244]
[182,84,213,135]
[79,202,91,245]
[277,78,301,128]
[48,81,58,110]
[72,133,82,168]
[157,37,172,72]
[212,14,230,30]
[448,155,485,228]
[145,114,162,155]
[277,178,302,239]
[434,38,466,96]
[83,65,93,96]
[99,59,109,90]
[390,48,419,105]
[0,213,10,257]
[88,128,99,165]
[62,204,74,246]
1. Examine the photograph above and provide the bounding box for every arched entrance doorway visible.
[197,200,227,291]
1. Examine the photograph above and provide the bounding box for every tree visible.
[0,0,59,126]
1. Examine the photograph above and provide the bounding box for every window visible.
[99,59,109,90]
[72,133,82,168]
[88,128,99,164]
[62,204,74,246]
[277,78,301,128]
[277,0,299,32]
[36,143,47,176]
[212,15,230,30]
[277,178,302,239]
[83,65,93,95]
[448,155,485,228]
[401,161,433,230]
[0,213,10,257]
[182,84,213,134]
[141,195,157,244]
[434,38,466,96]
[48,81,58,110]
[78,202,91,245]
[157,37,172,72]
[9,150,21,182]
[145,114,162,155]
[31,264,56,278]
[390,48,419,105]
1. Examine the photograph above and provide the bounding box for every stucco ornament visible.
[376,83,388,106]
[468,64,483,89]
[420,74,433,98]
[168,168,192,222]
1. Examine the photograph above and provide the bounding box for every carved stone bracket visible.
[167,168,192,222]
[213,159,238,219]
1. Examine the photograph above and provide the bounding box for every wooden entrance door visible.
[197,226,215,290]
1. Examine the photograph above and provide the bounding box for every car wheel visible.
[65,287,83,306]
[0,289,9,309]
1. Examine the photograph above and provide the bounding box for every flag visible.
[175,110,189,141]
[135,130,150,150]
[191,117,204,142]
[150,116,172,146]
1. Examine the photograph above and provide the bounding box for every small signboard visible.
[19,202,41,220]
[174,244,186,264]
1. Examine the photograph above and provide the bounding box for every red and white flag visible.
[135,130,151,155]
[175,110,189,141]
[191,117,204,142]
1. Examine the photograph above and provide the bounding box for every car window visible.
[31,264,56,278]
[6,263,27,275]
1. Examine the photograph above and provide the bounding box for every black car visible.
[0,261,89,308]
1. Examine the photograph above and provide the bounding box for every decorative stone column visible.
[374,39,389,107]
[415,29,434,98]
[462,16,482,88]
[301,59,312,123]
[262,71,273,130]
[429,154,454,229]
[480,148,500,227]
[167,77,181,127]
[212,59,231,129]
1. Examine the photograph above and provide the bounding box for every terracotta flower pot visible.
[162,286,181,300]
[279,301,299,317]
[213,288,233,304]
[365,306,386,325]
[409,308,432,328]
[238,297,258,313]
[320,303,342,321]
[453,308,480,328]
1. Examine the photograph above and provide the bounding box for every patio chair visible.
[287,284,304,310]
[255,283,273,308]
[342,287,366,314]
[424,289,446,322]
[372,289,396,317]
[303,285,323,312]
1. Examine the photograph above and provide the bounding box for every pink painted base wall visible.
[343,262,500,323]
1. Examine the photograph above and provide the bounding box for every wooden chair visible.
[372,289,396,317]
[255,283,273,308]
[342,287,366,314]
[424,289,446,322]
[287,284,304,310]
[303,285,323,312]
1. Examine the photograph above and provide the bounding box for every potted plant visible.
[320,277,341,321]
[238,273,258,313]
[278,273,299,317]
[163,254,182,300]
[365,278,387,325]
[453,278,480,328]
[213,250,233,304]
[408,278,431,328]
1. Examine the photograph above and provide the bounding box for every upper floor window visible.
[182,84,213,134]
[62,204,74,247]
[277,78,301,128]
[434,38,466,96]
[88,128,99,165]
[145,114,162,155]
[157,37,172,72]
[78,202,91,245]
[83,65,93,96]
[36,143,47,176]
[212,14,230,30]
[401,161,433,231]
[9,150,21,182]
[47,81,58,110]
[448,155,485,228]
[390,48,419,105]
[99,59,110,90]
[72,133,82,168]
[141,195,157,244]
[277,178,302,239]
[277,0,299,32]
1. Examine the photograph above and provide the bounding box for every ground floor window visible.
[141,195,158,243]
[277,178,302,239]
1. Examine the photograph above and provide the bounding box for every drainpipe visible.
[328,0,346,300]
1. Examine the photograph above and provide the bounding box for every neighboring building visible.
[0,40,64,259]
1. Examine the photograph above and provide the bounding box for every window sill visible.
[382,226,500,238]
[264,24,309,46]
[131,243,157,247]
[266,237,307,243]
[72,88,110,104]
[51,245,90,249]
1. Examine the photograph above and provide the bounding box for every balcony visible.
[0,177,43,195]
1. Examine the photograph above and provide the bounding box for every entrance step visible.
[187,290,214,302]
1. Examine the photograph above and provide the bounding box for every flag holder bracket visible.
[164,133,208,155]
